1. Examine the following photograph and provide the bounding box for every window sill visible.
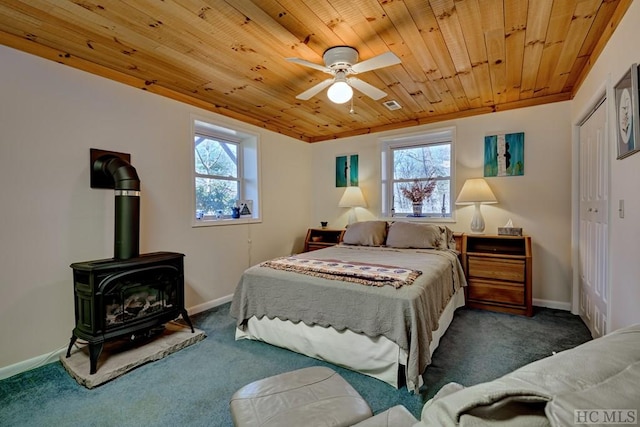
[379,215,456,223]
[192,217,262,228]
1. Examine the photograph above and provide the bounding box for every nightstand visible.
[461,234,533,316]
[303,228,345,252]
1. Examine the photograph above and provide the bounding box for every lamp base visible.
[347,208,358,225]
[469,202,486,234]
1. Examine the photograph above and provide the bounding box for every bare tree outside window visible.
[381,129,454,219]
[192,118,260,225]
[391,142,451,216]
[194,136,240,219]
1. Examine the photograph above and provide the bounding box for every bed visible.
[230,221,467,392]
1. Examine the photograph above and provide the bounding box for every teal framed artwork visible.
[336,154,359,187]
[484,132,524,177]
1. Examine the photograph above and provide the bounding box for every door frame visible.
[571,76,613,335]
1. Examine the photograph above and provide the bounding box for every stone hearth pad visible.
[60,321,206,389]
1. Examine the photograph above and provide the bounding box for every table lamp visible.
[455,178,497,234]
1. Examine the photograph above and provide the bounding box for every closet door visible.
[578,99,609,338]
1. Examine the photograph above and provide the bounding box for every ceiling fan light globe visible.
[327,81,353,104]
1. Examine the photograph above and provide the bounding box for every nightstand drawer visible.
[468,256,525,282]
[467,279,525,305]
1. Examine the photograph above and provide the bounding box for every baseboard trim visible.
[533,298,571,311]
[187,294,233,316]
[0,295,234,381]
[0,346,67,381]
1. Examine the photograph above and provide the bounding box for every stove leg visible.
[181,309,195,333]
[65,335,77,358]
[88,342,103,375]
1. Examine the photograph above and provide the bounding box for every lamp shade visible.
[455,178,497,204]
[338,186,367,207]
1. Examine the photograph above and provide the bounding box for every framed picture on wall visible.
[484,132,525,177]
[614,63,640,159]
[335,154,359,187]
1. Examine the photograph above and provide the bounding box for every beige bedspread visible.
[230,245,467,392]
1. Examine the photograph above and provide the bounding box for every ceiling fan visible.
[286,46,401,104]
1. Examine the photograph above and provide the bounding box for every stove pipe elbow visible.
[100,156,140,191]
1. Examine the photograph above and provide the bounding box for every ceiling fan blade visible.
[295,78,334,100]
[351,51,401,73]
[348,78,388,100]
[286,57,331,73]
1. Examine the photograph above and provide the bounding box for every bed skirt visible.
[235,288,465,389]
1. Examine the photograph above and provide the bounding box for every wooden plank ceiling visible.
[0,0,631,142]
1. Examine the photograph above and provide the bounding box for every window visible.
[192,117,260,225]
[381,127,455,219]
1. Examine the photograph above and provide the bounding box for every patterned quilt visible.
[261,256,422,288]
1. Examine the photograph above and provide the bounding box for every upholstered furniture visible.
[352,405,418,426]
[231,324,640,426]
[229,366,371,426]
[357,323,640,426]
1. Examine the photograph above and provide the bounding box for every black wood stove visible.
[66,149,193,374]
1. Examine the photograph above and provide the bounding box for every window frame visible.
[380,127,456,221]
[191,116,261,227]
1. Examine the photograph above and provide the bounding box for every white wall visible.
[571,0,640,331]
[0,45,312,369]
[4,2,639,372]
[310,102,573,307]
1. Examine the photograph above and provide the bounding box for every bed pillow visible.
[386,222,447,249]
[342,221,388,246]
[441,226,458,250]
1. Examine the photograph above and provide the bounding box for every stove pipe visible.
[94,154,141,260]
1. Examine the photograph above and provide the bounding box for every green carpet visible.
[0,304,591,426]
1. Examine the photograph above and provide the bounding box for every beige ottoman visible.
[230,366,372,426]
